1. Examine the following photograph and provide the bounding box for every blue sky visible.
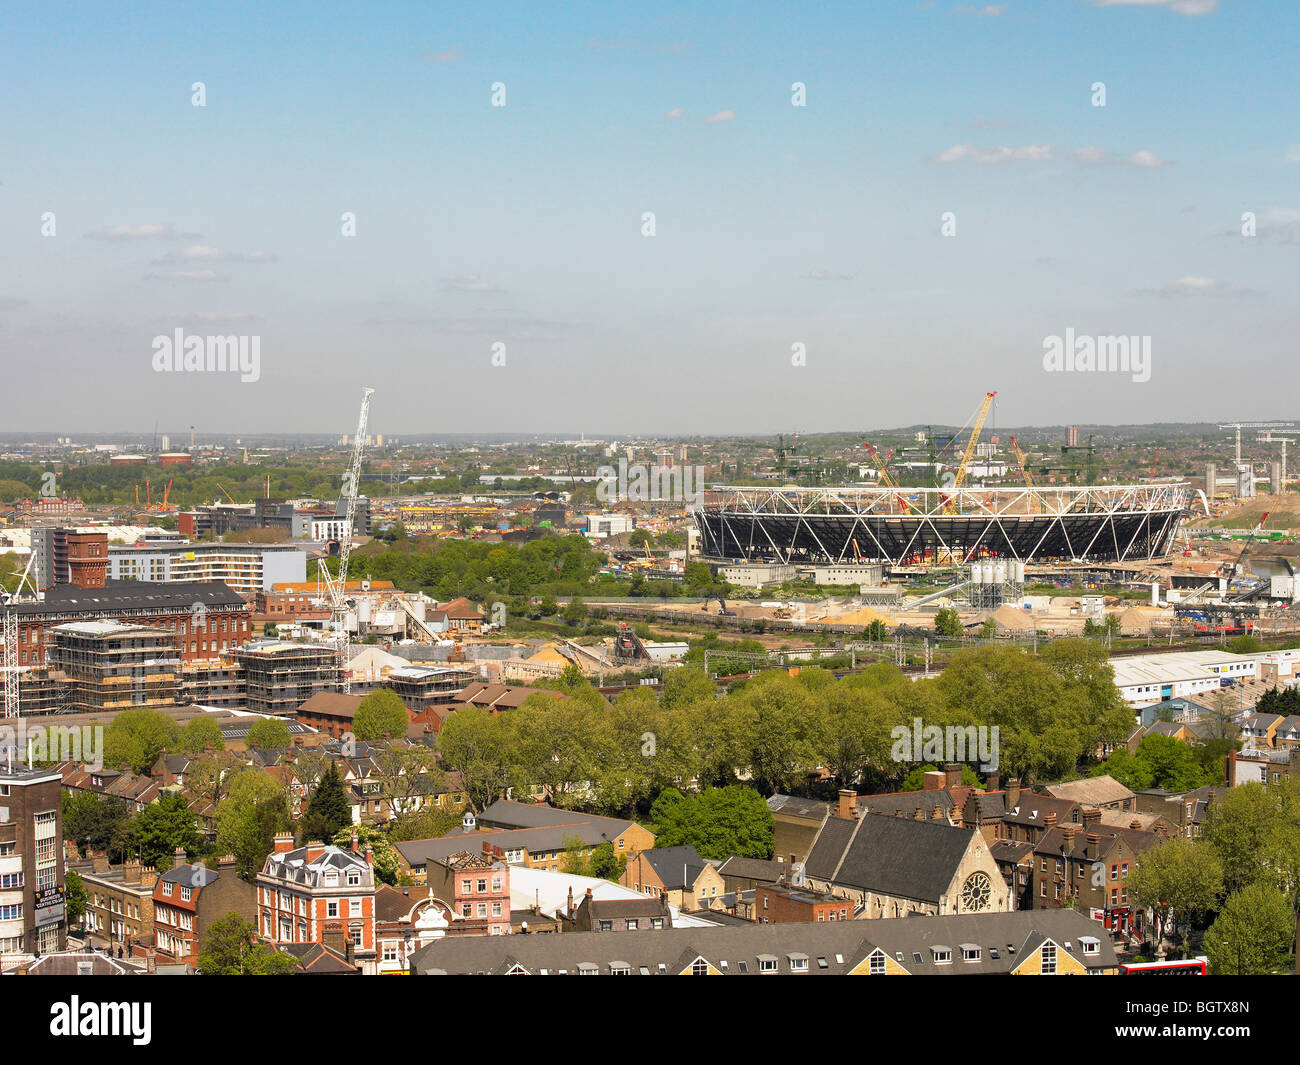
[1,0,1296,436]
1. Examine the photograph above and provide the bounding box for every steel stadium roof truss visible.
[693,483,1189,566]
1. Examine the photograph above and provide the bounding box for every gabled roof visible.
[1041,775,1135,807]
[805,813,976,903]
[637,846,708,891]
[408,908,1116,975]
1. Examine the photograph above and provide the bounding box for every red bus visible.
[1120,958,1207,975]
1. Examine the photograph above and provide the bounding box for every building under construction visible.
[47,621,182,715]
[225,640,343,717]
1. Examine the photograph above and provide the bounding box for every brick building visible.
[144,850,254,966]
[0,766,66,955]
[257,836,378,972]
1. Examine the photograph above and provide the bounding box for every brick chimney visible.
[944,763,962,789]
[305,840,327,863]
[364,844,373,866]
[1044,811,1058,827]
[837,788,856,821]
[273,832,295,855]
[923,771,946,792]
[158,749,172,786]
[1083,807,1102,826]
[1086,831,1101,860]
[92,854,111,874]
[985,770,1000,791]
[1129,818,1142,830]
[172,846,188,870]
[124,859,142,883]
[140,866,158,889]
[1005,779,1021,813]
[1061,824,1078,849]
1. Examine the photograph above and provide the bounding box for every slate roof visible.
[409,908,1116,975]
[805,813,975,903]
[476,799,637,838]
[16,580,246,614]
[637,846,708,891]
[767,793,830,820]
[715,856,786,884]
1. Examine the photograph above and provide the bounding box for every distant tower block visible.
[1271,462,1282,495]
[1066,425,1079,447]
[1204,461,1217,499]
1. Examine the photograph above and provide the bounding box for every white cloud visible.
[664,108,684,120]
[441,275,507,295]
[1139,276,1252,297]
[85,223,182,241]
[1071,145,1112,165]
[1126,149,1172,168]
[1285,146,1300,164]
[953,4,1007,14]
[143,270,230,283]
[1092,0,1217,14]
[934,143,1054,164]
[702,110,736,123]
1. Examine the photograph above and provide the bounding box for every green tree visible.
[129,792,203,867]
[1204,882,1295,975]
[301,763,350,842]
[215,768,293,880]
[1126,838,1223,952]
[651,786,774,860]
[438,707,516,813]
[177,716,225,755]
[330,825,404,886]
[587,840,624,881]
[64,869,87,926]
[103,708,181,773]
[197,913,299,975]
[63,792,133,860]
[246,716,292,751]
[933,608,963,638]
[352,689,410,742]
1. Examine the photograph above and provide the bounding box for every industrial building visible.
[1111,650,1261,709]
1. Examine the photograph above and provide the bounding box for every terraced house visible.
[409,909,1117,975]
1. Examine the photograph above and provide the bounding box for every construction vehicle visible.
[701,594,735,616]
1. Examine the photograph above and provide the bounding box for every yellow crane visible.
[944,391,997,513]
[1009,434,1040,514]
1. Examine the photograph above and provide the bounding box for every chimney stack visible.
[943,763,962,789]
[1005,779,1021,813]
[1083,808,1102,826]
[1045,811,1058,826]
[923,771,946,792]
[273,833,295,855]
[837,789,856,821]
[1086,831,1101,860]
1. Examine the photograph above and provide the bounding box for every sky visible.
[1,0,1297,438]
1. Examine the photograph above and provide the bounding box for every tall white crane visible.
[1218,421,1293,465]
[2,553,40,719]
[321,387,374,693]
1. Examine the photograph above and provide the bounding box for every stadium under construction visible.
[692,482,1191,568]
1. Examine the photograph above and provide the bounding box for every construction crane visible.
[1220,512,1269,579]
[2,554,39,719]
[1008,435,1040,514]
[1218,422,1293,465]
[941,391,997,514]
[861,443,911,512]
[320,387,375,692]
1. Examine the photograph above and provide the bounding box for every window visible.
[327,901,339,918]
[868,951,886,974]
[180,886,192,902]
[599,920,613,932]
[931,947,952,964]
[962,946,981,962]
[757,956,778,973]
[690,958,709,976]
[1079,937,1100,956]
[1041,942,1057,975]
[788,954,808,972]
[626,919,638,930]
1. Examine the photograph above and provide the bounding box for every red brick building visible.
[11,581,251,668]
[426,848,511,936]
[142,850,254,966]
[754,880,850,924]
[257,835,378,972]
